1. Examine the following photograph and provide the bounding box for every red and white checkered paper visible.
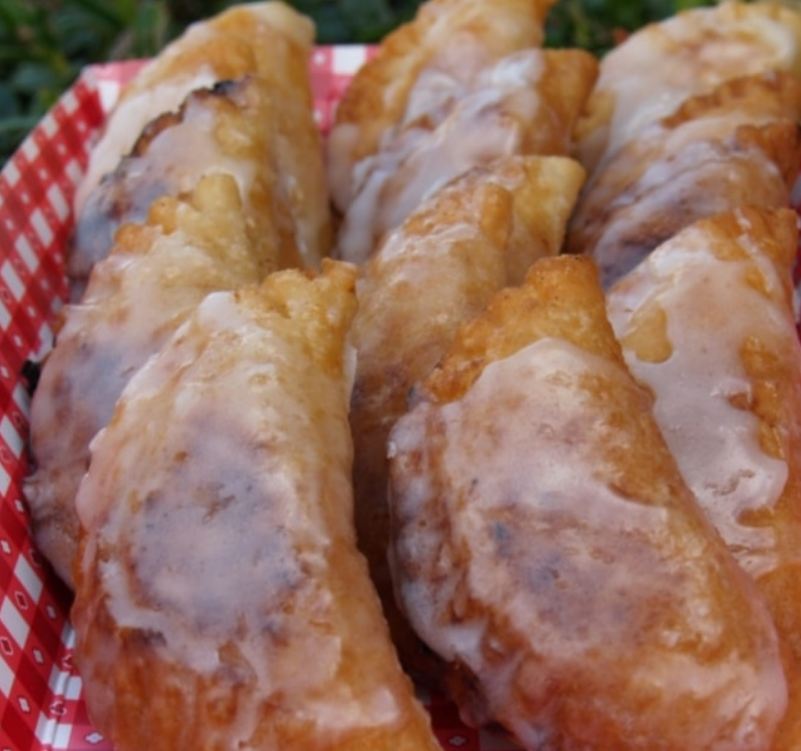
[0,47,531,751]
[1,46,801,751]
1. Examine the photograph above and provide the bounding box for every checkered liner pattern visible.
[0,47,530,751]
[2,49,801,751]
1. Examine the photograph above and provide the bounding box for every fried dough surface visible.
[568,72,801,286]
[71,78,302,298]
[608,208,801,751]
[74,2,329,268]
[328,0,595,262]
[575,1,801,173]
[331,0,556,190]
[350,156,584,678]
[389,256,787,750]
[26,175,270,587]
[72,262,441,751]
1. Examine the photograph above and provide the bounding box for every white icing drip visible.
[75,0,314,218]
[126,95,256,200]
[343,341,358,402]
[75,67,218,214]
[328,123,361,211]
[337,50,543,264]
[608,221,795,577]
[589,131,787,286]
[390,337,787,749]
[27,188,263,590]
[76,289,404,747]
[583,4,801,170]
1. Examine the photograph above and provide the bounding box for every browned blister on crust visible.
[422,255,621,403]
[568,71,801,287]
[328,0,596,263]
[71,261,441,751]
[574,1,801,173]
[26,174,272,588]
[71,78,302,297]
[607,208,801,751]
[388,254,788,750]
[350,156,584,681]
[75,3,330,270]
[332,0,557,174]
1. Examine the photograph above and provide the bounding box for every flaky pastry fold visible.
[75,2,329,269]
[350,156,584,678]
[608,208,801,751]
[575,0,801,173]
[27,174,272,587]
[568,71,801,286]
[328,0,595,262]
[389,255,787,750]
[72,262,441,751]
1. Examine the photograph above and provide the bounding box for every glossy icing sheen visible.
[74,288,434,749]
[608,220,797,577]
[26,176,263,587]
[75,67,218,214]
[74,1,314,215]
[337,50,543,263]
[580,3,801,170]
[390,337,786,750]
[583,107,790,286]
[72,92,256,284]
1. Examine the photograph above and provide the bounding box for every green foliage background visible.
[0,0,726,163]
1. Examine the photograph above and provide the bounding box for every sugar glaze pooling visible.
[337,49,544,263]
[608,215,797,578]
[390,337,787,750]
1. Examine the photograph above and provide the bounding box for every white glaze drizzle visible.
[75,66,217,214]
[125,94,256,200]
[587,111,788,285]
[73,89,258,283]
[74,0,314,217]
[608,218,796,577]
[390,337,787,749]
[337,49,543,263]
[76,290,403,748]
[582,3,801,171]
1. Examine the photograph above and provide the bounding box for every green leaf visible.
[338,0,396,41]
[308,4,351,44]
[0,113,38,135]
[10,61,61,94]
[131,1,171,57]
[0,83,18,118]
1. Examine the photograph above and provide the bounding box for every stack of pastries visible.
[22,1,801,750]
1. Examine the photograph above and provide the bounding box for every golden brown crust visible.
[73,262,441,751]
[26,173,272,588]
[77,3,330,271]
[130,4,330,264]
[567,72,801,286]
[607,207,801,751]
[329,0,594,263]
[350,156,583,682]
[524,48,599,153]
[121,4,314,100]
[331,42,596,261]
[575,1,801,171]
[422,256,623,403]
[478,156,586,283]
[71,78,302,295]
[335,0,556,165]
[662,69,801,128]
[388,252,787,750]
[661,71,801,183]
